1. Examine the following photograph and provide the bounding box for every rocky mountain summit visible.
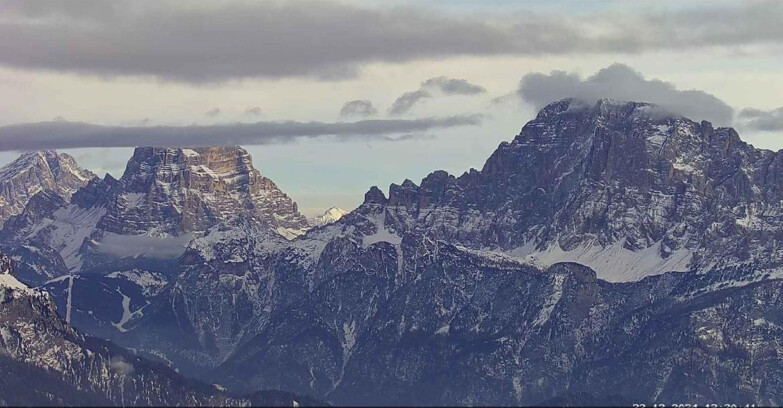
[0,146,309,283]
[0,150,95,226]
[102,147,308,237]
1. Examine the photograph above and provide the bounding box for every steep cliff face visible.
[0,150,95,226]
[101,147,308,237]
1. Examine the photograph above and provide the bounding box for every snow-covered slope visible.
[7,99,783,405]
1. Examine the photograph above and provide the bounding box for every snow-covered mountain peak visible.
[309,207,349,227]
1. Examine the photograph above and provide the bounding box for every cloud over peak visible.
[518,63,734,126]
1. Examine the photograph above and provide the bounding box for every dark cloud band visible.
[0,0,780,82]
[0,115,482,152]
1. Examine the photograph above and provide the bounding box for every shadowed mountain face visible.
[3,99,783,406]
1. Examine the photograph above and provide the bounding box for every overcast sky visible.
[0,0,781,215]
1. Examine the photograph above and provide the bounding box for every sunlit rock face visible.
[106,146,308,236]
[0,150,95,227]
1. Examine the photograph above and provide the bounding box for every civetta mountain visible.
[1,98,782,405]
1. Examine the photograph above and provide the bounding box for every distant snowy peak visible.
[309,207,349,227]
[0,150,95,226]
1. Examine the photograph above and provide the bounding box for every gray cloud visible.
[204,108,221,118]
[737,107,783,131]
[389,76,486,115]
[340,100,378,118]
[0,0,780,82]
[422,76,486,95]
[518,63,734,126]
[0,115,481,151]
[388,90,432,116]
[244,106,262,116]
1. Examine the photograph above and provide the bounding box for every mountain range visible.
[1,98,782,406]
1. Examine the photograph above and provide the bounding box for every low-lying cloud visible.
[518,64,734,126]
[1,0,780,82]
[737,107,783,131]
[0,115,482,151]
[96,233,192,259]
[109,356,135,376]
